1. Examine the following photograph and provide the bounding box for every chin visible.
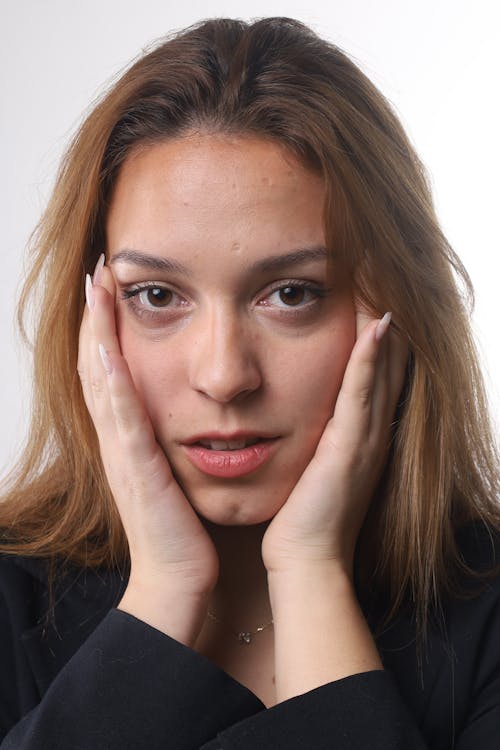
[186,487,286,527]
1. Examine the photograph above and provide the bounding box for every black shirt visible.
[0,523,499,749]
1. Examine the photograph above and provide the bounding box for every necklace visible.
[207,610,274,645]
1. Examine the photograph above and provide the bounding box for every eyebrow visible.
[109,250,189,275]
[109,246,329,275]
[256,246,328,272]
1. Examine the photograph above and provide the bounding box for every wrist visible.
[268,558,354,595]
[118,581,210,648]
[268,561,357,632]
[268,562,381,702]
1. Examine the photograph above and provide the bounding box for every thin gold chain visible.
[207,610,274,644]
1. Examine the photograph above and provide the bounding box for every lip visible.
[181,432,280,478]
[183,430,278,445]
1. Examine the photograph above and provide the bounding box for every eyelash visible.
[120,283,184,316]
[260,280,331,311]
[120,280,331,321]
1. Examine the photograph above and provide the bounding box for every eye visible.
[264,282,328,309]
[137,286,172,308]
[273,286,308,306]
[120,282,185,315]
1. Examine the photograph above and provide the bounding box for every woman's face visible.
[106,134,355,525]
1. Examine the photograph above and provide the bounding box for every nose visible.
[189,307,262,403]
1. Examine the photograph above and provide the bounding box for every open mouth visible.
[182,436,279,477]
[195,437,262,451]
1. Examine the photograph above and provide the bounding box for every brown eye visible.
[278,286,306,306]
[138,287,173,307]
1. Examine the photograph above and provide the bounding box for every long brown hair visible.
[1,17,498,632]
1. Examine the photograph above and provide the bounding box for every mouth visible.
[194,436,263,451]
[181,433,280,478]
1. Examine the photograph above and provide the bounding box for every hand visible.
[262,305,408,577]
[78,257,218,644]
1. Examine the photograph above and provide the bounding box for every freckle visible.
[168,412,172,418]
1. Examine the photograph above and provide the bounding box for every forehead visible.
[110,133,322,201]
[106,134,326,263]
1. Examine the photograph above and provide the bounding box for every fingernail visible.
[98,343,113,375]
[375,312,392,341]
[85,273,95,310]
[93,253,105,285]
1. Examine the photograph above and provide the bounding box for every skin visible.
[107,134,355,526]
[78,133,407,705]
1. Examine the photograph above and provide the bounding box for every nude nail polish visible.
[85,273,95,310]
[93,253,105,285]
[375,312,392,341]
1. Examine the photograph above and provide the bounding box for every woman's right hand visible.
[78,256,219,645]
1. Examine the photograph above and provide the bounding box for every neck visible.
[202,519,272,629]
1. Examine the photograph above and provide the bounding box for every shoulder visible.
[451,520,500,605]
[0,552,50,611]
[373,522,500,744]
[0,550,127,632]
[0,550,49,582]
[420,521,500,639]
[455,520,500,570]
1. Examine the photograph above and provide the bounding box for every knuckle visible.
[114,409,148,438]
[115,412,135,433]
[90,376,105,396]
[355,385,372,409]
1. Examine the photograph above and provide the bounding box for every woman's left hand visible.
[262,306,408,577]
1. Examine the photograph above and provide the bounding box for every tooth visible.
[210,440,230,450]
[227,440,247,449]
[199,440,216,449]
[198,439,256,450]
[197,437,264,450]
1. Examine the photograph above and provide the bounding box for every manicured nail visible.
[98,344,113,375]
[93,253,105,285]
[375,312,392,341]
[85,273,95,310]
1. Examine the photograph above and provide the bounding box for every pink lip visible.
[181,434,279,478]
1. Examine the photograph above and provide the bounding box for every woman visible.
[0,16,498,749]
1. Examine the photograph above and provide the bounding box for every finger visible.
[78,274,105,420]
[89,265,174,482]
[97,351,177,505]
[85,260,130,428]
[354,298,375,340]
[329,314,388,444]
[352,301,407,438]
[91,264,120,358]
[80,268,117,431]
[368,323,408,442]
[78,254,108,404]
[77,304,91,399]
[352,305,407,431]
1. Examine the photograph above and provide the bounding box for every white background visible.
[1,0,499,475]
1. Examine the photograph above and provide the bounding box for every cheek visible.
[257,298,355,465]
[282,327,354,437]
[117,324,183,421]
